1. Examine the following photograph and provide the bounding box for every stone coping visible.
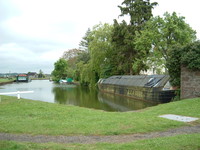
[159,114,199,122]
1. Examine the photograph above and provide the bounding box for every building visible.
[27,72,38,78]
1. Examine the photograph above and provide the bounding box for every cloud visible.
[0,42,61,73]
[0,0,199,74]
[0,0,121,74]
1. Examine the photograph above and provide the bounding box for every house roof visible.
[18,74,27,76]
[28,72,37,76]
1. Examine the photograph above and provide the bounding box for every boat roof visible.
[100,75,169,88]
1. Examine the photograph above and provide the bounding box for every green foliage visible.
[172,89,181,101]
[51,58,68,82]
[167,45,182,87]
[62,48,82,61]
[119,0,158,28]
[79,28,91,52]
[38,69,45,78]
[76,51,90,64]
[135,12,196,73]
[100,64,114,78]
[111,20,135,74]
[111,0,157,75]
[76,62,92,86]
[181,41,200,70]
[73,23,113,87]
[62,49,84,79]
[167,41,200,87]
[88,23,113,79]
[51,2,197,88]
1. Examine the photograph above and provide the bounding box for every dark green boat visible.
[16,74,31,82]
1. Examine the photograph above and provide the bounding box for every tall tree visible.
[79,28,91,52]
[119,0,157,29]
[135,12,197,73]
[88,23,113,78]
[74,23,114,86]
[38,69,44,78]
[112,0,157,75]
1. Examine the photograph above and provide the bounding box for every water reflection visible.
[52,84,156,112]
[98,92,156,111]
[52,85,116,111]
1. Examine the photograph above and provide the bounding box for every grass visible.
[0,133,200,150]
[0,78,14,84]
[0,96,199,136]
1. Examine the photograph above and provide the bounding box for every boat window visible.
[145,77,161,87]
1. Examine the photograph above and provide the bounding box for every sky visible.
[0,0,199,74]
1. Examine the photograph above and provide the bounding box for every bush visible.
[167,41,200,87]
[167,41,200,100]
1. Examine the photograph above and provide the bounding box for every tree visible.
[38,69,45,78]
[88,23,113,78]
[135,12,196,73]
[62,49,83,78]
[62,48,82,61]
[79,28,91,52]
[76,51,90,64]
[51,58,68,82]
[74,23,114,86]
[112,0,157,75]
[119,0,157,29]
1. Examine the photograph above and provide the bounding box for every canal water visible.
[0,80,156,112]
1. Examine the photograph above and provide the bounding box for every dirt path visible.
[0,124,200,144]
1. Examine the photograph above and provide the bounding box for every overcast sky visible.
[0,0,199,74]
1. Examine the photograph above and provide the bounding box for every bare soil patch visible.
[0,124,199,144]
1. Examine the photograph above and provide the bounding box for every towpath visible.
[0,124,200,144]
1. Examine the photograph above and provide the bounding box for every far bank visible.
[0,78,15,85]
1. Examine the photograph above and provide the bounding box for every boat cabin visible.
[16,74,30,82]
[98,75,176,103]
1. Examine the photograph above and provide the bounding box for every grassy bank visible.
[0,133,200,150]
[0,96,199,136]
[0,78,14,84]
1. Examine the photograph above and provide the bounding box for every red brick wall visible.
[181,67,200,99]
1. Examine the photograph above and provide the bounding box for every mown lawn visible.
[0,133,200,150]
[0,96,199,136]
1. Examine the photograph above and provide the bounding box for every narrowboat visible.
[16,74,31,82]
[98,75,176,103]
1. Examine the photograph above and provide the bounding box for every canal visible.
[0,80,156,112]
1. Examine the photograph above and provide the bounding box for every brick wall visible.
[181,67,200,99]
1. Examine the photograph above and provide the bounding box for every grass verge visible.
[0,96,199,136]
[0,78,14,84]
[0,133,200,150]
